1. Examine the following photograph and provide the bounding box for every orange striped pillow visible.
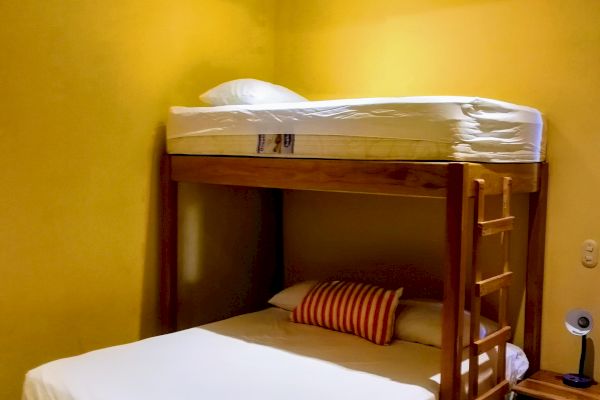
[291,281,403,345]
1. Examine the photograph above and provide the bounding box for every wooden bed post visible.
[441,163,470,400]
[271,189,285,297]
[524,162,548,374]
[160,154,178,334]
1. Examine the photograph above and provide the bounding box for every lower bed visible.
[23,308,528,400]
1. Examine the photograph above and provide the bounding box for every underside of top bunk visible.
[160,154,548,400]
[165,155,542,198]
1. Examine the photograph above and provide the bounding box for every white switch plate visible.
[582,239,598,268]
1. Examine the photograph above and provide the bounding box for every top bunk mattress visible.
[167,96,545,163]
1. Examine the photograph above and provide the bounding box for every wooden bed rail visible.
[168,156,540,198]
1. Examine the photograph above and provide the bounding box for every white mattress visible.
[167,97,545,162]
[23,308,528,400]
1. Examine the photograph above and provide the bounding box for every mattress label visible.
[257,134,294,155]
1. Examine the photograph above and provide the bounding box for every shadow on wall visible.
[220,0,276,25]
[283,192,447,301]
[176,184,279,329]
[278,0,503,29]
[585,338,595,379]
[139,124,166,338]
[141,170,280,335]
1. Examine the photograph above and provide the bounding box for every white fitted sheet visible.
[23,308,528,400]
[167,97,545,162]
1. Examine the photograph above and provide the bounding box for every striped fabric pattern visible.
[291,281,403,345]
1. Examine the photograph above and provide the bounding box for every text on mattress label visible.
[257,134,295,155]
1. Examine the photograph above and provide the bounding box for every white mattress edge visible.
[170,96,542,114]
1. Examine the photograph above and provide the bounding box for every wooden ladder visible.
[468,177,513,400]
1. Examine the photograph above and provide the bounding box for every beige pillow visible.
[394,299,498,348]
[268,281,318,311]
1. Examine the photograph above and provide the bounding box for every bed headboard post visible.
[160,154,179,333]
[440,163,471,400]
[524,162,548,374]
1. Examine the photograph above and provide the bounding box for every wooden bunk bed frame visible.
[160,154,548,400]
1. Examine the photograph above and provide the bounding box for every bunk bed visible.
[23,96,547,400]
[160,96,548,400]
[158,155,547,400]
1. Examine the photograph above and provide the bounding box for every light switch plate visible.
[582,239,598,268]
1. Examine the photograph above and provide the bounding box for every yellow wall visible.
[3,2,600,397]
[276,0,600,379]
[0,1,275,398]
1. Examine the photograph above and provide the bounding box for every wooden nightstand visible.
[513,370,600,399]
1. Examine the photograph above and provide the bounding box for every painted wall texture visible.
[0,1,275,398]
[2,1,600,398]
[276,0,600,380]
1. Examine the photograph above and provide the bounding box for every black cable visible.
[579,334,587,376]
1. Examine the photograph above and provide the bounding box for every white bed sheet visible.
[167,96,545,162]
[23,308,528,400]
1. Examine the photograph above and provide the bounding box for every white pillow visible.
[199,79,307,106]
[394,299,498,348]
[268,281,318,311]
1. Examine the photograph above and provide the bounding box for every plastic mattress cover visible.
[167,96,545,162]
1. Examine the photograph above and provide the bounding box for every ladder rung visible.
[473,326,511,355]
[477,216,515,236]
[475,271,513,297]
[475,379,510,400]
